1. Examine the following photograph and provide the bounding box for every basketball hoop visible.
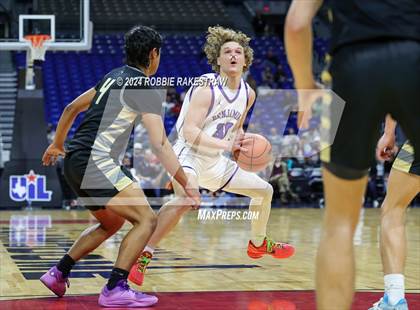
[24,34,51,61]
[23,34,50,90]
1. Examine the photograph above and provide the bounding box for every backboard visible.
[0,0,92,51]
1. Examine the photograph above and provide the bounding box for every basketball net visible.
[23,35,50,90]
[24,34,51,61]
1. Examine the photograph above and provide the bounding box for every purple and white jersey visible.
[175,73,250,153]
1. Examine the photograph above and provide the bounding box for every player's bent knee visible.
[322,162,368,180]
[137,212,157,233]
[324,224,356,239]
[148,214,158,231]
[381,198,408,212]
[265,183,274,198]
[142,210,158,229]
[252,183,273,199]
[129,206,157,228]
[380,205,406,224]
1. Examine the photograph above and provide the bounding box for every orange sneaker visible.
[128,251,153,286]
[247,237,295,259]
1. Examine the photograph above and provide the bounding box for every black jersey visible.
[329,0,420,53]
[67,65,163,160]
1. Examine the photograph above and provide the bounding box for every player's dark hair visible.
[125,25,162,68]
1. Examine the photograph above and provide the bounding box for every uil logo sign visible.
[9,170,52,202]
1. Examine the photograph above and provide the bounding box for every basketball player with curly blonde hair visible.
[128,26,295,286]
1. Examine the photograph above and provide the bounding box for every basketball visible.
[233,133,272,172]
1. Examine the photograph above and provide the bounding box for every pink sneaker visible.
[39,266,70,297]
[128,251,153,286]
[98,280,158,308]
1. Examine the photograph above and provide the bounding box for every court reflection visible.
[9,215,51,247]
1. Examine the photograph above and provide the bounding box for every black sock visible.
[107,268,129,290]
[56,254,75,278]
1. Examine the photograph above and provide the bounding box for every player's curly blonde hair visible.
[204,26,254,73]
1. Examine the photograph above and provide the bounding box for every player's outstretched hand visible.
[42,143,65,166]
[297,82,324,129]
[376,132,398,162]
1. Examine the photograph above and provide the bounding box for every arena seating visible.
[37,0,231,32]
[14,34,329,136]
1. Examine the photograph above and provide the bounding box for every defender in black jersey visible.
[372,116,419,310]
[64,65,165,209]
[40,26,200,308]
[285,0,419,308]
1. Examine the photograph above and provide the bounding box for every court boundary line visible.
[1,289,419,301]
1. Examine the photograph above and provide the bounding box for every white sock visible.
[250,235,265,247]
[144,245,155,255]
[384,274,405,305]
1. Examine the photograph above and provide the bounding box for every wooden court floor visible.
[0,208,419,308]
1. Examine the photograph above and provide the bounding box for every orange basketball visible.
[233,133,272,172]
